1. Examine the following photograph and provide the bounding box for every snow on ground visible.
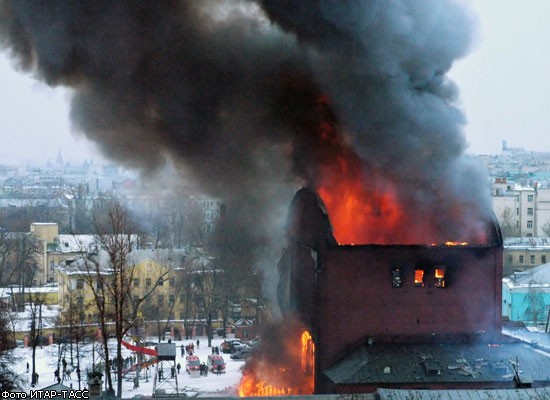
[9,336,244,397]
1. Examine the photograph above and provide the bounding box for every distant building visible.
[31,222,96,284]
[503,237,550,276]
[502,263,550,325]
[492,185,550,237]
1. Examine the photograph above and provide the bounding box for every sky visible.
[0,54,103,166]
[450,0,550,155]
[0,0,549,166]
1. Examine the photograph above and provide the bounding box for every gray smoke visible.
[0,0,490,250]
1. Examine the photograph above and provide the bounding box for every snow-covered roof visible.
[504,237,550,249]
[504,263,550,287]
[55,234,96,253]
[0,285,58,299]
[56,256,111,276]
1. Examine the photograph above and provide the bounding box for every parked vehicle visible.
[186,355,201,375]
[230,345,252,360]
[207,354,226,373]
[220,339,242,354]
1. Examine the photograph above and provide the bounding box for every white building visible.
[492,183,550,237]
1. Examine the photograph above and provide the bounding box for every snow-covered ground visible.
[9,336,244,397]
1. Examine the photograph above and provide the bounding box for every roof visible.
[504,237,550,249]
[506,263,550,286]
[378,387,550,400]
[57,248,190,275]
[324,340,550,386]
[55,234,96,253]
[234,318,254,327]
[39,383,77,399]
[56,256,111,275]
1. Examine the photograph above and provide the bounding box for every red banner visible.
[121,340,158,356]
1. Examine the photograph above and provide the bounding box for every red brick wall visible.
[307,244,503,371]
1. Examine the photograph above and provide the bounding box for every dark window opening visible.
[434,267,446,288]
[391,269,402,288]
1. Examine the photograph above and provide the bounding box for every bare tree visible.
[541,221,550,237]
[82,201,168,397]
[190,249,225,348]
[207,203,265,337]
[499,207,520,238]
[0,228,11,286]
[68,183,92,234]
[0,309,21,390]
[57,298,89,388]
[524,282,546,324]
[10,233,41,311]
[27,291,48,387]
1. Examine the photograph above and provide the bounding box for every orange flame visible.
[310,94,490,246]
[414,269,424,287]
[238,330,314,397]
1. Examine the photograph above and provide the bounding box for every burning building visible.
[254,187,550,395]
[3,1,549,395]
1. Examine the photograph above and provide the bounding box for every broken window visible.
[434,267,446,288]
[414,269,424,287]
[391,268,402,288]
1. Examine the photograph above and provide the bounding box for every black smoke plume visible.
[0,0,487,265]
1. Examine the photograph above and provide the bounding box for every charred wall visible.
[278,188,504,391]
[316,243,503,370]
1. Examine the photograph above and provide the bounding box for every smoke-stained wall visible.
[280,188,503,386]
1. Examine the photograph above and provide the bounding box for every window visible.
[179,294,185,303]
[434,267,446,288]
[169,294,175,304]
[527,220,533,229]
[527,208,533,216]
[542,255,547,264]
[391,269,402,288]
[169,278,175,287]
[519,255,524,264]
[528,194,534,202]
[507,255,513,264]
[77,296,84,306]
[530,255,536,264]
[158,278,164,286]
[133,278,140,288]
[146,278,152,287]
[158,295,164,305]
[76,279,84,289]
[414,269,424,287]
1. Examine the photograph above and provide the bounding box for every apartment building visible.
[503,237,550,276]
[492,183,550,237]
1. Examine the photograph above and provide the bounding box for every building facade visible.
[503,237,550,276]
[502,263,550,325]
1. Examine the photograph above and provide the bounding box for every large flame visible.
[238,330,314,397]
[317,154,405,245]
[310,94,489,246]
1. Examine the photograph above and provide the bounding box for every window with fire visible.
[392,266,446,288]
